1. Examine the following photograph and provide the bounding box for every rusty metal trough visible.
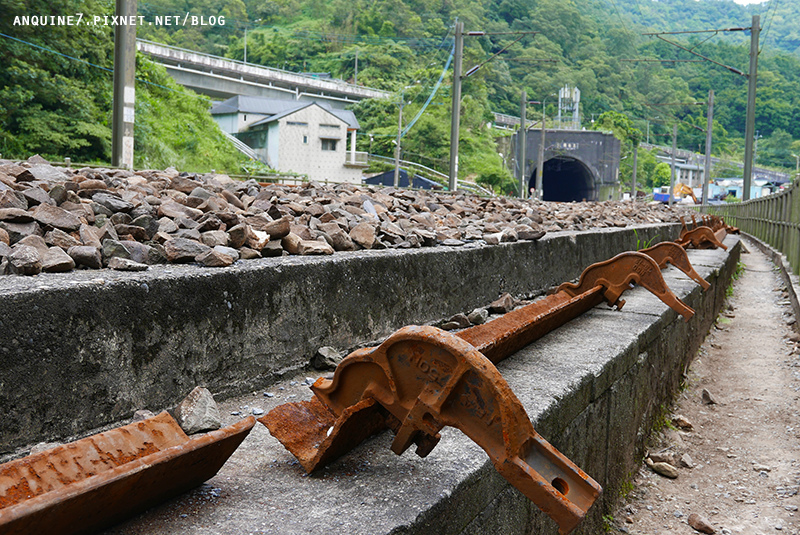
[262,245,709,534]
[0,412,255,535]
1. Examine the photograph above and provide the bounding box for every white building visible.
[211,96,368,183]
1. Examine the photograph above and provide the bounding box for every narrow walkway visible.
[614,239,800,534]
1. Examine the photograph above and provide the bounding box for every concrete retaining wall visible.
[0,224,676,452]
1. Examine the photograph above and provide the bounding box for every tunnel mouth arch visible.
[531,157,595,202]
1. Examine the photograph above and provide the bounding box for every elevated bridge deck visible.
[137,40,390,107]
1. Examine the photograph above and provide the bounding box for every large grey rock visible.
[0,221,41,244]
[350,222,376,249]
[298,239,334,255]
[102,239,133,263]
[318,222,355,251]
[17,235,49,257]
[45,228,81,250]
[196,249,234,267]
[227,223,248,249]
[42,247,75,273]
[158,200,202,220]
[107,257,148,271]
[0,190,27,210]
[22,186,54,207]
[93,192,134,213]
[16,164,69,184]
[488,292,515,314]
[201,230,229,248]
[173,387,221,435]
[67,245,102,269]
[33,203,82,231]
[0,208,34,222]
[312,346,343,370]
[8,245,42,275]
[687,513,716,534]
[468,308,489,325]
[212,245,240,261]
[164,238,210,263]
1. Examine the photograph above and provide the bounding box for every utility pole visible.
[703,89,714,205]
[111,0,136,170]
[394,98,404,188]
[742,15,760,201]
[354,49,359,85]
[669,123,678,206]
[519,90,527,198]
[536,101,545,200]
[448,21,464,193]
[244,26,247,63]
[631,144,638,200]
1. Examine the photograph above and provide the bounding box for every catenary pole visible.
[742,15,760,201]
[448,22,464,192]
[703,89,714,204]
[670,123,677,206]
[519,90,527,198]
[111,0,137,169]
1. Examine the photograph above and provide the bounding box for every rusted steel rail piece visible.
[0,412,255,535]
[262,248,706,534]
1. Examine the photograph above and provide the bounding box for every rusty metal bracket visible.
[639,241,710,291]
[459,251,695,364]
[678,216,731,250]
[677,217,727,250]
[261,250,702,534]
[263,326,601,534]
[0,412,255,535]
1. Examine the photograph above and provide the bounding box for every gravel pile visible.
[0,156,691,276]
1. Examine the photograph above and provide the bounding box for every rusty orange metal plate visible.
[0,412,255,535]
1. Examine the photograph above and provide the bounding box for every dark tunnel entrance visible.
[530,157,595,202]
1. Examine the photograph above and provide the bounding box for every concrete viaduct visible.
[137,39,390,109]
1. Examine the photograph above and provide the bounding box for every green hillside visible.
[2,0,798,191]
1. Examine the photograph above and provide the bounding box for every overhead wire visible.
[0,32,202,98]
[758,0,781,54]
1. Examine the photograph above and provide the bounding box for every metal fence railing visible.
[700,183,800,274]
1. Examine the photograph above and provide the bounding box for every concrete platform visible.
[95,234,739,535]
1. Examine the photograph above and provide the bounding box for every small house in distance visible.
[211,96,368,183]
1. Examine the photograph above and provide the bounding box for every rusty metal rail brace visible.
[0,412,255,535]
[263,249,706,534]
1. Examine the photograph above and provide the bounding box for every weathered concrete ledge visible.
[105,234,741,534]
[0,224,676,451]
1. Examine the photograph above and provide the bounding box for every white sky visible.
[731,0,769,4]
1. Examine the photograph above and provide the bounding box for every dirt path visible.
[611,239,800,534]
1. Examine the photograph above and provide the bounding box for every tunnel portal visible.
[530,157,595,202]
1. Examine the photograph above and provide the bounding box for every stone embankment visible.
[0,155,691,275]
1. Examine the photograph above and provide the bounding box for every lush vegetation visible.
[3,0,799,190]
[0,0,245,172]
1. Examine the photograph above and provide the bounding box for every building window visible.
[321,139,338,151]
[303,135,308,144]
[320,124,341,129]
[287,121,308,126]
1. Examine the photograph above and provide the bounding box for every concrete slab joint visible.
[0,223,740,535]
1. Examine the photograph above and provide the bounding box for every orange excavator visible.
[674,183,698,204]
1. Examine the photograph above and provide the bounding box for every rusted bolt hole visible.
[551,477,569,495]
